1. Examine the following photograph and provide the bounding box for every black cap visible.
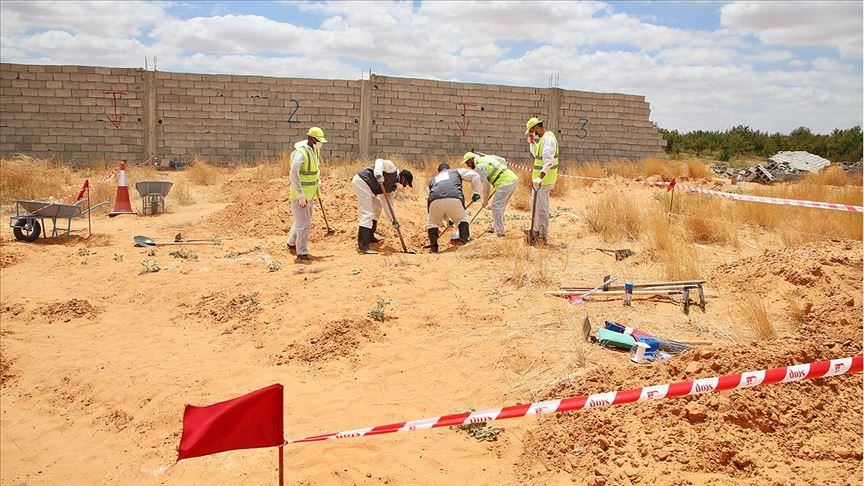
[399,169,413,188]
[437,163,450,172]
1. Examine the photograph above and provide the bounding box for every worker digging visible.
[463,151,519,237]
[351,158,414,255]
[525,116,559,244]
[425,162,482,253]
[286,126,327,263]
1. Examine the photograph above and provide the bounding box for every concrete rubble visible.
[713,151,837,184]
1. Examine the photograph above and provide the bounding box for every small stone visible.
[597,438,609,450]
[686,402,707,423]
[685,361,702,374]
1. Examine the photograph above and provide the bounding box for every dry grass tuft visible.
[641,211,701,280]
[0,156,77,204]
[685,159,712,179]
[172,182,195,206]
[250,163,283,181]
[806,166,851,187]
[741,295,777,340]
[508,243,553,288]
[642,157,680,178]
[187,157,220,186]
[583,192,643,241]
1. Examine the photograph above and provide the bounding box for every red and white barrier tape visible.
[508,162,863,213]
[283,355,862,445]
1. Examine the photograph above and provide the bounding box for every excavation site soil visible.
[1,161,861,485]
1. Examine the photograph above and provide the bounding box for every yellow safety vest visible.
[289,144,320,201]
[533,132,559,186]
[476,155,518,189]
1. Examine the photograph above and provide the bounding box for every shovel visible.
[317,192,336,236]
[134,235,219,247]
[525,184,540,245]
[379,182,415,254]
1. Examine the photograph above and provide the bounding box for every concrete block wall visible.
[155,72,361,161]
[0,63,666,165]
[0,64,144,162]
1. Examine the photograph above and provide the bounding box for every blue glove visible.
[472,193,481,203]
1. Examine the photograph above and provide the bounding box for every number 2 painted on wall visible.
[287,99,300,124]
[576,118,589,139]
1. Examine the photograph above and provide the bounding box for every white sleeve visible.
[374,159,397,179]
[473,165,492,199]
[457,168,483,197]
[289,150,305,199]
[541,137,556,174]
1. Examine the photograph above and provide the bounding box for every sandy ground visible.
[0,166,861,485]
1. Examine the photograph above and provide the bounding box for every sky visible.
[1,0,861,134]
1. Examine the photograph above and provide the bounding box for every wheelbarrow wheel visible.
[13,219,41,242]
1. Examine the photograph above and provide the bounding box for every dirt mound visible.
[516,343,862,484]
[712,239,862,341]
[206,172,455,251]
[516,240,863,484]
[1,252,19,268]
[186,291,262,327]
[274,317,383,364]
[36,299,100,323]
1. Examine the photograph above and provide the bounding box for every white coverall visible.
[352,158,397,229]
[287,140,316,255]
[472,158,517,236]
[529,133,557,236]
[426,168,482,229]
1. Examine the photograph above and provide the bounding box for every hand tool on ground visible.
[596,248,635,261]
[174,233,224,243]
[378,182,415,254]
[567,276,618,304]
[317,190,336,236]
[525,183,540,245]
[134,235,220,247]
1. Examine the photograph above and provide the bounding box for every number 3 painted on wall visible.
[287,99,300,124]
[576,118,589,139]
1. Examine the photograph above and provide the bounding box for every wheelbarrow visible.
[9,199,109,241]
[135,180,173,215]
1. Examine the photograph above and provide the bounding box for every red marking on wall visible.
[104,91,127,128]
[456,102,479,136]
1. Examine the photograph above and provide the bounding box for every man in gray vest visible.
[351,158,414,254]
[426,163,482,253]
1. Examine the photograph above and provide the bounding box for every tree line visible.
[659,125,862,163]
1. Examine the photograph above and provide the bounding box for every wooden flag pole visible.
[278,445,284,486]
[87,185,92,237]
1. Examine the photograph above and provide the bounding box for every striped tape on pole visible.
[283,355,862,445]
[507,162,864,213]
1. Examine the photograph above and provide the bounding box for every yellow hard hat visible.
[524,117,542,135]
[462,151,476,163]
[307,126,327,143]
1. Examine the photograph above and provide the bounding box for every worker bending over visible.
[352,159,414,254]
[463,151,518,237]
[525,117,559,244]
[287,126,327,262]
[426,163,482,253]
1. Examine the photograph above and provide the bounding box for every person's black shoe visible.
[296,254,311,263]
[458,221,470,244]
[358,227,377,254]
[370,220,384,243]
[427,228,439,253]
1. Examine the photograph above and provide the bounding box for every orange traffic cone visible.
[108,162,136,217]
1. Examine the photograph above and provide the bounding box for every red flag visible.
[666,178,676,192]
[76,179,90,201]
[178,384,283,460]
